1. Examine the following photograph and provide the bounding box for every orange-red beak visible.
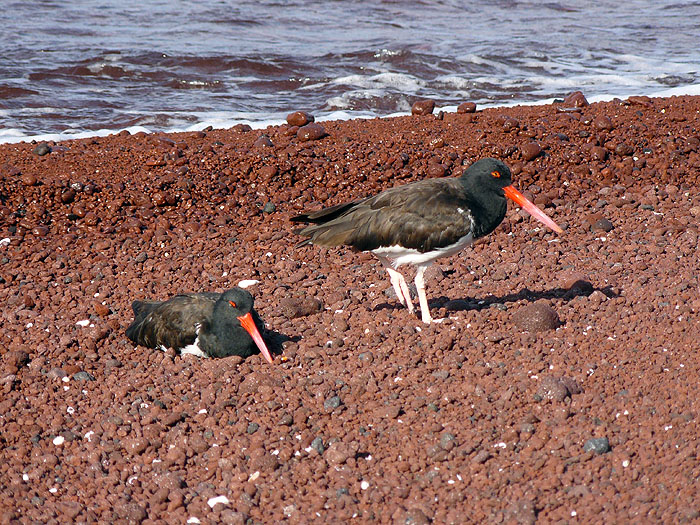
[503,185,563,234]
[237,312,274,364]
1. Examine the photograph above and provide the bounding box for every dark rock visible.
[310,436,324,454]
[253,135,274,148]
[457,102,477,113]
[296,123,327,142]
[411,99,435,116]
[615,143,634,156]
[590,146,607,161]
[323,395,342,412]
[536,376,581,402]
[593,115,614,131]
[512,302,560,332]
[563,91,589,107]
[583,437,610,454]
[73,371,96,381]
[287,111,314,127]
[22,173,38,186]
[521,142,542,161]
[32,143,52,156]
[279,296,322,319]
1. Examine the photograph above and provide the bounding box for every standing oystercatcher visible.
[292,158,563,323]
[126,287,273,363]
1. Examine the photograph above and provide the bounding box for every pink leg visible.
[414,265,433,324]
[377,256,414,313]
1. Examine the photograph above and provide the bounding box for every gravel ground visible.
[1,94,700,524]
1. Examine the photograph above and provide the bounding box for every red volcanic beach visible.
[1,94,700,523]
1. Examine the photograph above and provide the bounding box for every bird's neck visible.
[460,177,507,239]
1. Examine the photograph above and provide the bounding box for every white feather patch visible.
[372,232,474,267]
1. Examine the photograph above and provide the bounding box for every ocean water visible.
[1,0,699,144]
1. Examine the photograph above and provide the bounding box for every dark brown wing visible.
[125,294,216,350]
[294,178,476,252]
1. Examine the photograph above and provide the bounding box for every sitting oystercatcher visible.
[126,287,273,363]
[292,158,563,323]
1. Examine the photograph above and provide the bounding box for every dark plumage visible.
[293,158,563,323]
[126,287,273,363]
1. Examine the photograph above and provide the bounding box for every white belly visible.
[372,232,474,267]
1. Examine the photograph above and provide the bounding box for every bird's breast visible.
[371,231,474,267]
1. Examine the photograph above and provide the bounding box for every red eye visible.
[229,301,237,308]
[491,170,501,178]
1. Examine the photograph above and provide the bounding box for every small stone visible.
[472,450,491,464]
[286,111,314,127]
[411,99,435,115]
[428,137,445,149]
[427,163,446,177]
[47,368,67,380]
[324,442,354,465]
[593,115,614,131]
[279,296,322,319]
[246,422,259,434]
[521,142,542,161]
[296,123,327,142]
[94,302,110,317]
[152,191,175,207]
[506,500,536,525]
[583,437,610,454]
[233,123,252,132]
[592,218,614,232]
[259,165,278,181]
[22,173,38,186]
[278,413,293,426]
[57,501,82,520]
[563,91,589,107]
[323,395,342,412]
[502,117,520,131]
[73,371,95,382]
[253,135,274,148]
[439,432,456,451]
[614,143,634,156]
[627,95,652,106]
[590,146,607,161]
[61,188,76,204]
[512,302,560,332]
[125,437,150,455]
[32,143,52,156]
[145,157,166,167]
[536,376,578,402]
[163,412,184,426]
[262,202,276,214]
[310,437,324,454]
[404,508,430,525]
[457,102,477,113]
[115,502,147,522]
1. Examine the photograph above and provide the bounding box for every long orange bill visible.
[237,312,274,364]
[503,185,564,234]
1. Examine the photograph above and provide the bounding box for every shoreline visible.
[3,83,699,146]
[1,93,700,522]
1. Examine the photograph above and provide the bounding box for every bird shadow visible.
[373,281,617,314]
[438,282,618,313]
[264,328,299,357]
